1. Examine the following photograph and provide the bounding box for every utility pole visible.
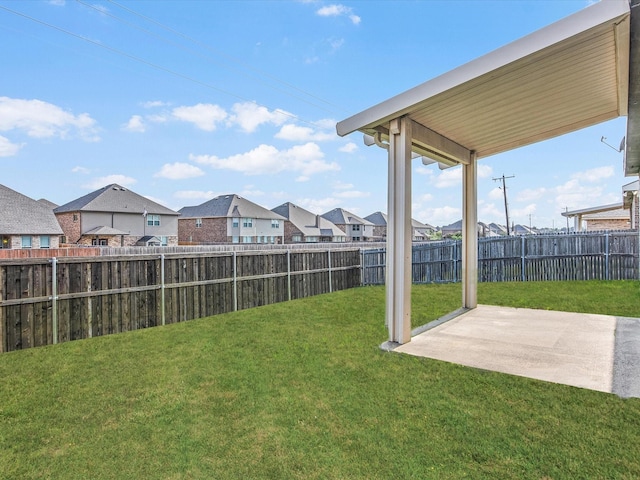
[493,174,515,235]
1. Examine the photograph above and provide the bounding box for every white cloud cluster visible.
[275,123,336,142]
[0,135,22,157]
[82,174,137,190]
[124,101,293,134]
[0,96,99,143]
[191,142,340,177]
[154,162,205,180]
[316,4,361,25]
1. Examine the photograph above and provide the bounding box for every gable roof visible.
[562,202,625,217]
[179,194,286,221]
[272,202,346,238]
[365,211,434,230]
[337,0,631,168]
[0,184,63,235]
[321,208,374,226]
[54,184,178,216]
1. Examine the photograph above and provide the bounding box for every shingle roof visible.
[321,208,374,226]
[365,211,434,230]
[0,184,64,235]
[180,194,286,220]
[54,184,178,216]
[272,203,346,238]
[83,226,129,236]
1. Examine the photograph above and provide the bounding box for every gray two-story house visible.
[54,184,179,247]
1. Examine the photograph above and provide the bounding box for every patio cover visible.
[336,0,634,345]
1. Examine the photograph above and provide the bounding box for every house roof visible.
[179,194,286,221]
[54,184,178,216]
[83,226,129,236]
[321,208,374,226]
[364,211,434,230]
[271,202,346,238]
[582,208,631,220]
[562,202,625,217]
[336,0,631,169]
[37,198,58,209]
[0,184,63,235]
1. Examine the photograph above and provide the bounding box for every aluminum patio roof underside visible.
[337,1,631,166]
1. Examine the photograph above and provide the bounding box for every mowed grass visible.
[0,280,639,479]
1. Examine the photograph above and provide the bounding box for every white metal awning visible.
[337,0,630,164]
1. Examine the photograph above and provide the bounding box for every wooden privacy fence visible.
[363,231,640,285]
[0,248,362,353]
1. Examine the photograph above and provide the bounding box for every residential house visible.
[513,224,538,235]
[562,203,630,232]
[441,219,493,238]
[179,194,285,244]
[364,211,436,241]
[271,202,347,243]
[623,180,639,229]
[321,208,375,242]
[54,184,179,247]
[0,184,63,249]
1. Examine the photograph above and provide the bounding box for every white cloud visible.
[339,142,357,153]
[275,123,335,142]
[479,201,504,220]
[241,185,264,197]
[488,187,504,200]
[142,100,168,108]
[335,190,370,199]
[82,174,136,190]
[229,102,290,133]
[316,4,361,24]
[173,190,218,200]
[0,135,22,157]
[296,196,342,214]
[516,187,547,202]
[0,96,99,141]
[172,103,227,131]
[123,115,145,133]
[571,165,615,183]
[415,165,434,176]
[414,205,461,226]
[477,164,493,178]
[191,142,340,177]
[433,168,461,188]
[71,166,90,174]
[333,180,353,190]
[154,162,204,180]
[296,176,310,182]
[511,203,537,218]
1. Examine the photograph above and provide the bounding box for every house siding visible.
[586,218,631,231]
[179,218,229,244]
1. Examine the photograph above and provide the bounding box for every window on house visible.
[147,214,160,226]
[160,236,168,246]
[195,218,202,228]
[73,214,78,222]
[1,236,10,249]
[271,219,280,228]
[40,236,50,248]
[21,236,32,249]
[352,236,361,242]
[352,224,361,231]
[232,236,239,243]
[292,235,302,242]
[232,218,239,228]
[242,236,253,243]
[243,218,253,228]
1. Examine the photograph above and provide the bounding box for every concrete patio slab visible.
[394,305,640,396]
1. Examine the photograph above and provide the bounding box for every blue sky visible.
[0,0,629,228]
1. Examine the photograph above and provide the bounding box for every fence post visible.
[160,254,166,326]
[453,242,457,283]
[360,249,365,286]
[605,231,610,281]
[521,236,526,282]
[50,257,58,345]
[233,251,238,311]
[287,250,291,301]
[328,249,332,293]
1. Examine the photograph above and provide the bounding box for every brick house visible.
[54,184,179,247]
[271,202,347,243]
[0,184,63,250]
[178,194,286,244]
[320,208,375,242]
[562,203,631,232]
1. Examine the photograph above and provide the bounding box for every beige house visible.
[271,202,346,243]
[54,184,179,247]
[321,208,375,242]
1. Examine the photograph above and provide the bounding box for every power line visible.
[104,0,345,114]
[492,174,515,236]
[0,4,325,129]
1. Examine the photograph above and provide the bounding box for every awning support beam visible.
[386,117,412,345]
[462,152,478,309]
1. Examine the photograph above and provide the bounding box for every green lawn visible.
[1,281,639,479]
